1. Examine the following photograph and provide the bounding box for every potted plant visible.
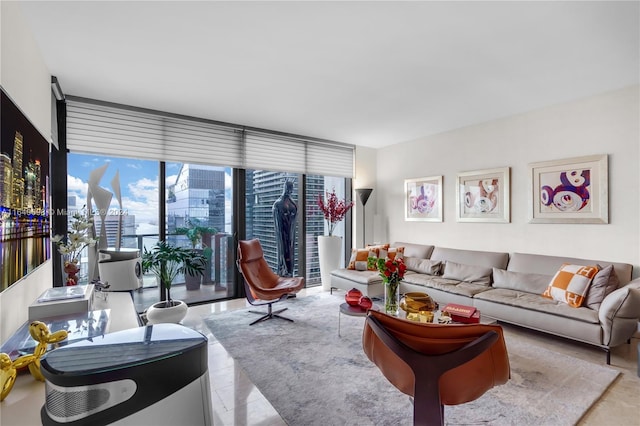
[317,189,354,291]
[175,219,217,290]
[141,240,206,324]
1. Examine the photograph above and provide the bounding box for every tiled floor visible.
[182,287,640,426]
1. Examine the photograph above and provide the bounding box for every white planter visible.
[146,300,188,324]
[318,235,342,291]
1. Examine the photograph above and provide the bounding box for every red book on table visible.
[442,303,481,324]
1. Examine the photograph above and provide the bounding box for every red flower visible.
[377,257,406,283]
[317,189,354,236]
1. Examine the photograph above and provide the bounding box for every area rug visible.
[204,293,619,426]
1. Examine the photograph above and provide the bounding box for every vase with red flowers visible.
[316,189,354,291]
[376,257,407,316]
[52,206,98,286]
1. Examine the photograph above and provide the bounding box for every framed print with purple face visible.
[456,167,510,223]
[405,176,442,222]
[529,154,608,224]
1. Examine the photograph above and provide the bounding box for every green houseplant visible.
[142,241,206,323]
[175,219,217,289]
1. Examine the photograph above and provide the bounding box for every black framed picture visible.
[0,87,51,290]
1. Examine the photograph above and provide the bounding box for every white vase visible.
[318,235,342,291]
[146,300,188,324]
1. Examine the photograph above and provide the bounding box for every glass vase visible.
[384,279,401,316]
[63,259,80,286]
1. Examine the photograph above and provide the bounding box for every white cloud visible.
[67,175,88,192]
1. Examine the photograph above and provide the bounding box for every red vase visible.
[358,296,373,310]
[345,288,362,306]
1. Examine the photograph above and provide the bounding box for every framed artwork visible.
[528,154,608,224]
[405,176,442,222]
[456,167,510,223]
[0,88,51,291]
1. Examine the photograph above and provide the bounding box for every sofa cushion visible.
[442,261,493,286]
[331,268,382,285]
[347,248,378,270]
[585,265,620,311]
[492,268,552,294]
[392,242,434,259]
[542,264,599,308]
[431,247,509,270]
[402,274,491,298]
[366,243,390,252]
[474,288,599,324]
[380,246,405,262]
[404,257,441,275]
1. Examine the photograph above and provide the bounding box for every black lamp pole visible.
[355,188,373,247]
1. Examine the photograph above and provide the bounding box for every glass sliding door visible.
[165,162,235,305]
[305,175,350,286]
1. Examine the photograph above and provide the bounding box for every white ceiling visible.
[18,1,640,149]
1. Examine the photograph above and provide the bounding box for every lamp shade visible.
[355,188,373,206]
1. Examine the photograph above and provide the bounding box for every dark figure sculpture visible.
[273,180,298,276]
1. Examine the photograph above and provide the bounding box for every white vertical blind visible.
[66,98,354,177]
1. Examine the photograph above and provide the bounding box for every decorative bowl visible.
[400,292,437,313]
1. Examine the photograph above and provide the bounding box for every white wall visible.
[1,2,51,141]
[375,86,640,276]
[354,146,377,246]
[0,2,53,342]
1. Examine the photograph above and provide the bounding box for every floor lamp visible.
[355,188,373,247]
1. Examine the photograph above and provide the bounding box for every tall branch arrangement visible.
[317,189,354,236]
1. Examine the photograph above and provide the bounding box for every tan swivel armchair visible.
[237,239,305,325]
[363,310,510,426]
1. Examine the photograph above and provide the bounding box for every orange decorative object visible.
[345,288,363,306]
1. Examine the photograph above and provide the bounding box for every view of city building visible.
[64,153,348,303]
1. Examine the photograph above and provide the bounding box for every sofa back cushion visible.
[585,265,620,310]
[507,253,632,286]
[442,261,493,286]
[404,257,442,275]
[492,268,552,294]
[392,242,434,260]
[430,247,509,270]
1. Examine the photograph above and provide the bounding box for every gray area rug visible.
[204,293,619,426]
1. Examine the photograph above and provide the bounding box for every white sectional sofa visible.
[330,242,640,364]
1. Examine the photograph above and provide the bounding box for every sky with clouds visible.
[67,154,232,235]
